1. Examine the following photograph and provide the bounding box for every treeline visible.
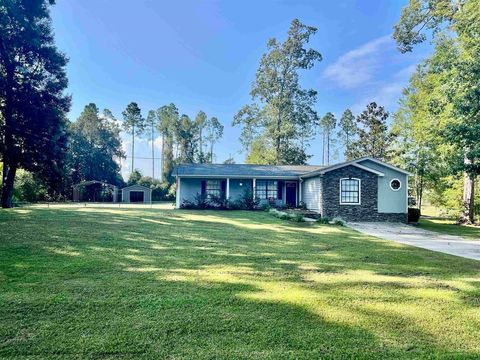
[122,102,224,184]
[390,0,480,223]
[6,100,224,203]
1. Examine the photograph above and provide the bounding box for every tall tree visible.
[157,103,178,183]
[122,102,145,173]
[233,19,322,164]
[0,0,70,208]
[145,110,157,180]
[195,110,208,163]
[320,112,336,165]
[393,0,480,223]
[338,109,357,160]
[206,117,224,163]
[67,103,124,187]
[176,114,197,163]
[347,102,394,161]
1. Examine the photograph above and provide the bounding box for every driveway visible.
[348,222,480,261]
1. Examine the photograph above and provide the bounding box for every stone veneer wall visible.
[320,165,407,222]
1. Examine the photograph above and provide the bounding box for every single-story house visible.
[121,184,152,203]
[173,157,411,222]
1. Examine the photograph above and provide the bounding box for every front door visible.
[285,182,297,207]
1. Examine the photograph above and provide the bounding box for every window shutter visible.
[277,181,283,200]
[221,180,226,198]
[201,180,206,195]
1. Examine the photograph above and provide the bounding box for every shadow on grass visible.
[1,207,480,358]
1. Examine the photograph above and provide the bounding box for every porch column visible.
[176,177,181,208]
[252,178,256,199]
[226,178,230,199]
[299,179,302,203]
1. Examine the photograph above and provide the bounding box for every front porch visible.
[176,177,301,208]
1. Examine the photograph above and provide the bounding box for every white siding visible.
[302,177,320,212]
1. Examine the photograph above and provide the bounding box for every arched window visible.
[340,178,361,205]
[390,179,401,191]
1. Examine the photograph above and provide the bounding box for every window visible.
[340,178,360,204]
[206,180,221,198]
[390,179,401,191]
[255,180,278,200]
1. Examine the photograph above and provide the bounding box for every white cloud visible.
[350,65,416,114]
[323,35,392,89]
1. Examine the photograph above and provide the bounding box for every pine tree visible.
[0,0,71,207]
[347,102,394,161]
[122,102,145,173]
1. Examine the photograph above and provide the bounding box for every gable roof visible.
[173,157,411,179]
[174,164,323,178]
[356,157,413,176]
[300,156,412,178]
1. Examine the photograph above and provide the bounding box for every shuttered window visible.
[206,180,221,198]
[256,180,278,200]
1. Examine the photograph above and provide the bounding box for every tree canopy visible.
[0,0,70,207]
[233,19,322,165]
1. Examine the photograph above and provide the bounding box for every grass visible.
[418,218,480,240]
[1,205,480,359]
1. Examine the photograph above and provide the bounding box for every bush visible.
[332,217,345,226]
[408,208,421,223]
[269,209,305,222]
[260,203,271,212]
[317,217,330,224]
[13,169,48,203]
[298,201,307,210]
[180,193,208,209]
[290,213,305,222]
[235,188,260,210]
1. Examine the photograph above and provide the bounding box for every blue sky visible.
[51,0,430,179]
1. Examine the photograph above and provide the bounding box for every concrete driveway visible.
[348,222,480,261]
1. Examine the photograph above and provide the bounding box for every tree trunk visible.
[161,133,165,182]
[199,128,203,163]
[418,175,424,211]
[327,131,330,166]
[1,164,17,208]
[1,63,16,208]
[276,110,282,165]
[210,142,214,164]
[460,170,475,224]
[151,124,155,180]
[322,132,325,166]
[131,126,135,173]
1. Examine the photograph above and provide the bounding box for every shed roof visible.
[121,184,152,191]
[174,164,324,178]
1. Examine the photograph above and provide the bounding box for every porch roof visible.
[174,164,324,178]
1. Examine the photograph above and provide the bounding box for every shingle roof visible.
[174,164,324,177]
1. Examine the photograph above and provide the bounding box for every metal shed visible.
[121,184,152,203]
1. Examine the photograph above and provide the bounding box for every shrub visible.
[317,217,330,224]
[235,188,260,210]
[290,213,305,222]
[180,193,209,209]
[332,217,345,226]
[408,208,421,223]
[298,201,307,210]
[260,203,271,212]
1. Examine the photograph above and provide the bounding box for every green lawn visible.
[419,218,480,240]
[1,206,480,359]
